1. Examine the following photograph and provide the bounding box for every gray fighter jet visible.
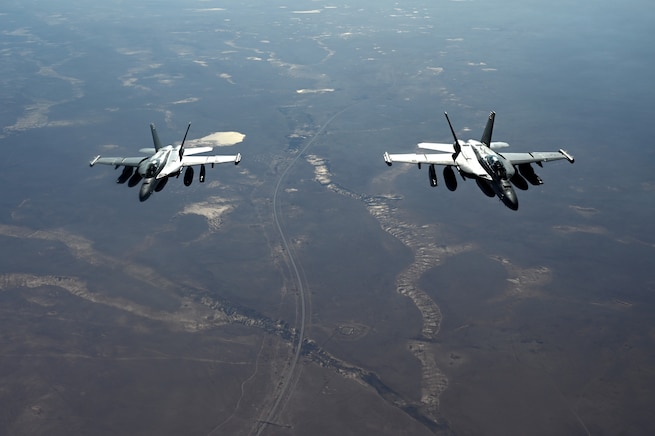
[90,123,241,201]
[383,112,574,210]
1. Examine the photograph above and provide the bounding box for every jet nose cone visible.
[139,190,152,202]
[139,179,154,202]
[502,186,519,210]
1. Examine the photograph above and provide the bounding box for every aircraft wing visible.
[500,149,574,165]
[89,156,146,167]
[181,152,241,166]
[417,142,456,153]
[383,152,456,166]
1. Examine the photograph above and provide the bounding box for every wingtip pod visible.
[89,155,100,167]
[383,152,392,166]
[235,152,242,165]
[559,149,575,163]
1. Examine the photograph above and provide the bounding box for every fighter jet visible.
[90,123,241,201]
[383,112,574,210]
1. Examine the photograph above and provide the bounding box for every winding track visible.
[254,107,353,434]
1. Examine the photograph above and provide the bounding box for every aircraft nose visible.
[139,179,153,202]
[502,187,519,210]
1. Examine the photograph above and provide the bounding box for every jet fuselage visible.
[454,139,519,210]
[135,144,183,202]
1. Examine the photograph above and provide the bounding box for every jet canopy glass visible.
[144,149,173,178]
[485,155,507,178]
[145,157,162,178]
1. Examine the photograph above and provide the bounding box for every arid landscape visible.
[1,1,654,435]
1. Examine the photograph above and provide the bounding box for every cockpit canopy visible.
[485,155,507,179]
[145,158,162,178]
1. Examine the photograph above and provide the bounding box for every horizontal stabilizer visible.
[183,146,214,155]
[138,148,156,154]
[417,142,455,153]
[489,142,510,149]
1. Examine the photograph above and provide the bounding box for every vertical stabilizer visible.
[150,123,163,151]
[179,123,191,159]
[480,111,495,147]
[444,112,461,160]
